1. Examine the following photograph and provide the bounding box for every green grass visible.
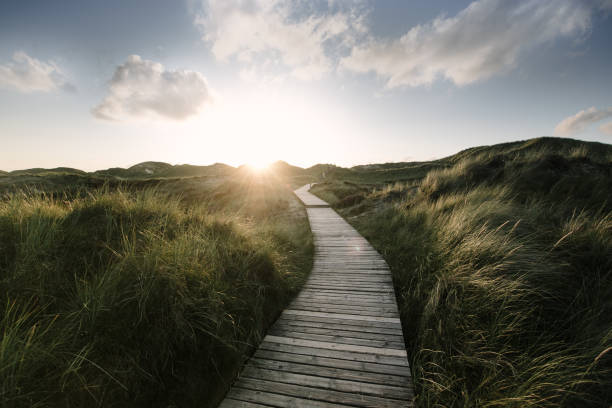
[0,179,312,407]
[312,138,612,407]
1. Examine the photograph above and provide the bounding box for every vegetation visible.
[0,174,313,407]
[311,137,612,407]
[3,136,611,407]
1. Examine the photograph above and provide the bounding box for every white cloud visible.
[341,0,591,88]
[92,55,212,122]
[194,0,367,80]
[599,122,612,136]
[0,51,74,93]
[554,107,612,136]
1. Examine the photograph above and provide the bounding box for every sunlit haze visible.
[1,0,612,171]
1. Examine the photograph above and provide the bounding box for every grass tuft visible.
[0,182,312,407]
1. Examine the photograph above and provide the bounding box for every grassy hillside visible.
[311,137,612,407]
[3,136,610,406]
[0,176,313,407]
[93,162,236,179]
[0,161,311,197]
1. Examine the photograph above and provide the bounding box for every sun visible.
[245,157,273,172]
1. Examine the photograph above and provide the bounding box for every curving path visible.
[219,185,413,407]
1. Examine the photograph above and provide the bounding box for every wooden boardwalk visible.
[219,185,413,407]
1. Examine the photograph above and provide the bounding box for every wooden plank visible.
[304,281,393,288]
[293,293,397,302]
[241,366,411,400]
[288,305,399,318]
[290,300,398,313]
[296,293,397,304]
[274,320,404,338]
[294,295,398,306]
[248,357,409,387]
[303,286,395,294]
[297,290,396,299]
[306,277,393,284]
[254,349,412,377]
[278,313,403,330]
[259,341,409,367]
[227,387,350,408]
[275,317,404,336]
[297,288,395,298]
[282,309,401,324]
[296,291,397,301]
[233,378,410,407]
[289,302,398,314]
[264,335,407,358]
[267,329,406,350]
[302,285,395,293]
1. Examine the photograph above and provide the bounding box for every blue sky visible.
[1,0,612,171]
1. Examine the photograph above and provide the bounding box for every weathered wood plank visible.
[267,328,406,350]
[288,305,399,318]
[241,366,412,400]
[264,335,407,358]
[282,309,401,324]
[226,387,350,408]
[278,312,403,330]
[294,295,398,306]
[259,341,409,367]
[303,285,395,292]
[254,349,412,377]
[248,357,409,387]
[274,317,404,336]
[233,378,410,407]
[290,300,398,314]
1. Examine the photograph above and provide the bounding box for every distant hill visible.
[445,136,612,164]
[8,167,87,176]
[163,163,235,178]
[267,160,305,177]
[92,161,236,179]
[3,136,611,189]
[313,137,612,185]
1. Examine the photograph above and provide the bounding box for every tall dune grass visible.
[0,183,312,407]
[312,144,612,406]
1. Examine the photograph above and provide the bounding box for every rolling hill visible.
[310,136,612,407]
[1,136,611,407]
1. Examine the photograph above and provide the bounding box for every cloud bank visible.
[0,51,74,93]
[195,0,600,87]
[340,0,591,88]
[92,55,212,121]
[554,107,612,136]
[195,0,366,80]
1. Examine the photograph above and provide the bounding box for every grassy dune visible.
[312,138,612,407]
[0,177,312,407]
[3,136,611,407]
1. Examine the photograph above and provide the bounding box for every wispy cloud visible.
[194,0,367,80]
[554,107,612,136]
[0,51,74,93]
[92,55,212,122]
[599,122,612,136]
[340,0,592,88]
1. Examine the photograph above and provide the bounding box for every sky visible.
[1,0,612,171]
